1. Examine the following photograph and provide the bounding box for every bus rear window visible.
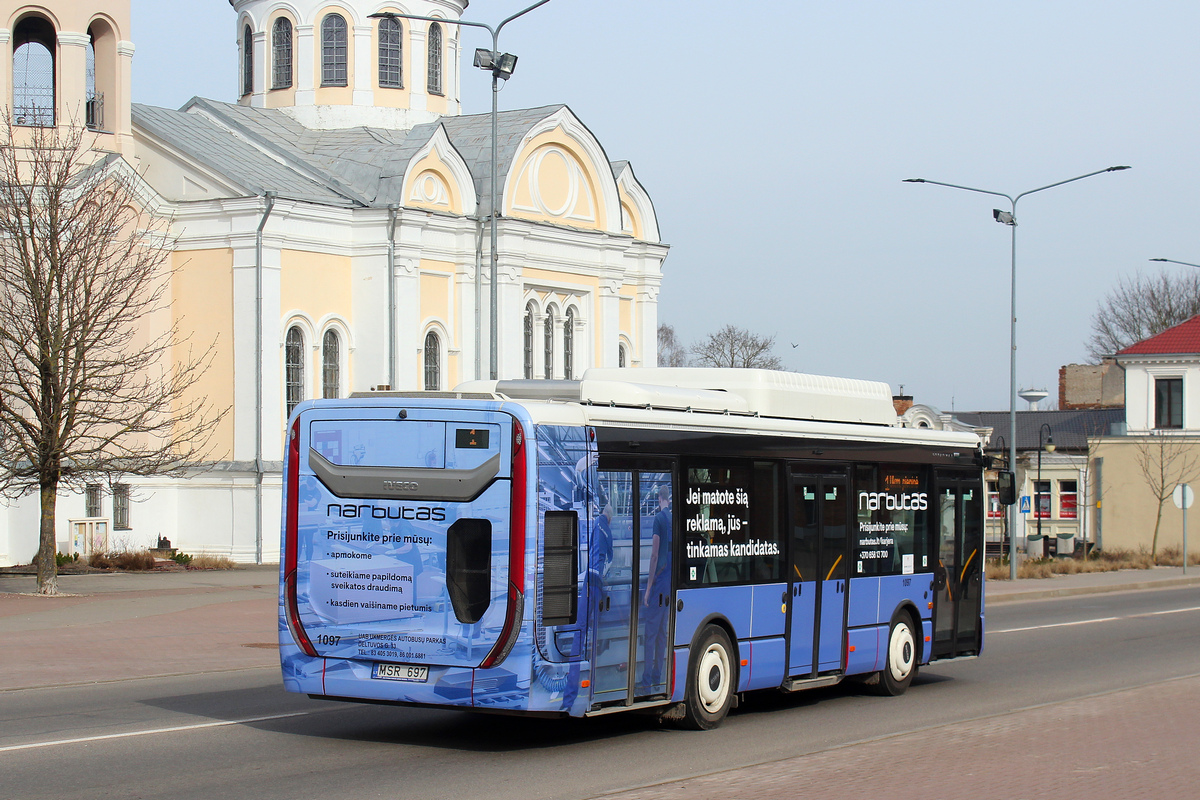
[446,518,492,624]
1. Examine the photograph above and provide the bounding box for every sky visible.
[130,1,1200,413]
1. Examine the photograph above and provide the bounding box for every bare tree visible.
[657,323,688,368]
[689,325,783,369]
[1087,271,1200,360]
[0,120,223,595]
[1133,433,1200,560]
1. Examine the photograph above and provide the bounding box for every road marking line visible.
[0,711,310,754]
[992,605,1200,635]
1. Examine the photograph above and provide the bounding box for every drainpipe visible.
[387,205,399,389]
[475,215,483,380]
[255,191,276,565]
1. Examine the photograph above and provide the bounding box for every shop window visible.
[1034,480,1051,520]
[1059,480,1078,520]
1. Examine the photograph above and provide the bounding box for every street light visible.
[905,165,1130,579]
[370,0,553,381]
[1037,423,1055,551]
[1150,258,1200,269]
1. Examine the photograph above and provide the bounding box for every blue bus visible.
[280,369,986,729]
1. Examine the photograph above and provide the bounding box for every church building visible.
[0,0,668,565]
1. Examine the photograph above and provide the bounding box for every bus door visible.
[931,472,984,659]
[787,466,849,677]
[592,468,674,704]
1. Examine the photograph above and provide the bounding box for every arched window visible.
[242,24,254,96]
[618,343,627,368]
[523,303,535,379]
[272,18,293,89]
[427,22,443,95]
[85,30,100,130]
[424,331,441,390]
[13,16,56,127]
[285,326,305,416]
[322,14,348,87]
[563,308,575,380]
[322,329,340,399]
[543,308,555,380]
[378,17,402,88]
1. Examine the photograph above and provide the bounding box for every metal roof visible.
[132,98,574,210]
[955,408,1126,451]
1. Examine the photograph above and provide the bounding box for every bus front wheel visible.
[681,625,735,730]
[875,613,918,696]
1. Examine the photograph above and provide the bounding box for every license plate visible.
[372,662,429,682]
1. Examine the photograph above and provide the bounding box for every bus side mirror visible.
[996,470,1016,506]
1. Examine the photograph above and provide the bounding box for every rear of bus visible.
[279,397,534,712]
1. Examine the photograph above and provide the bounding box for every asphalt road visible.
[2,587,1198,800]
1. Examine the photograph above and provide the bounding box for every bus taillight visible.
[283,415,317,657]
[481,418,526,669]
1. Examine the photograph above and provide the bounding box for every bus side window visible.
[542,511,578,626]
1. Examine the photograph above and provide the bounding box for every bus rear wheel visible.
[681,625,735,730]
[875,613,918,696]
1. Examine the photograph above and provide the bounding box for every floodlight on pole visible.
[904,165,1130,580]
[370,0,554,381]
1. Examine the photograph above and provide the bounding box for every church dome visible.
[229,0,467,130]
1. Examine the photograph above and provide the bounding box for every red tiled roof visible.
[1117,314,1200,355]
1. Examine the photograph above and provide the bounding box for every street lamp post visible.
[1150,258,1200,269]
[370,0,553,381]
[1036,423,1055,551]
[994,434,1008,554]
[905,165,1130,580]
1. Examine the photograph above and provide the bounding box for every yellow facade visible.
[1090,436,1200,554]
[507,129,607,230]
[171,248,236,459]
[403,148,463,214]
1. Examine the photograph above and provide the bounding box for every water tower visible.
[1018,388,1049,411]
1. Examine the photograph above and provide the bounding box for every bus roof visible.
[456,368,898,426]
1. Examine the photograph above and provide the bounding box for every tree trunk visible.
[1151,496,1165,562]
[36,480,59,595]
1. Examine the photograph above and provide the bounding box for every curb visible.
[987,574,1200,604]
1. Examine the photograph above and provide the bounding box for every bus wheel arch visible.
[679,623,738,730]
[874,607,919,696]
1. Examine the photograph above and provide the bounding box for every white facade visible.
[0,0,668,566]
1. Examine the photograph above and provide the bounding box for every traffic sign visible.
[1019,495,1030,514]
[1174,484,1194,510]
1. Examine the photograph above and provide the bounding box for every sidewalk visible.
[2,564,1197,693]
[0,566,281,691]
[985,564,1200,603]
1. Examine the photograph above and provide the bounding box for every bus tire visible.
[681,625,736,730]
[875,612,918,696]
